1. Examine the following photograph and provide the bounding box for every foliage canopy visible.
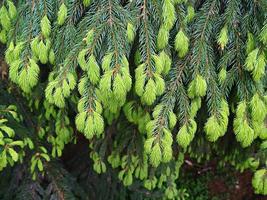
[0,0,267,199]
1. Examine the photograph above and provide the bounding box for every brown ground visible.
[184,158,267,200]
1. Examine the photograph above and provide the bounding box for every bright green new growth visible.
[189,97,201,118]
[78,49,88,70]
[76,111,104,139]
[98,54,132,112]
[76,75,104,139]
[188,74,207,99]
[252,169,267,195]
[246,32,255,54]
[217,26,228,50]
[38,40,50,64]
[175,29,189,58]
[0,108,27,171]
[162,0,176,31]
[7,1,16,19]
[123,101,151,134]
[157,26,169,50]
[57,3,68,26]
[205,99,229,142]
[83,0,92,7]
[245,48,266,81]
[85,29,94,45]
[87,55,100,84]
[186,6,195,22]
[144,103,177,167]
[260,24,267,44]
[245,48,259,71]
[127,22,135,43]
[135,58,166,106]
[233,101,255,147]
[0,29,7,43]
[142,78,157,105]
[0,6,11,31]
[253,54,266,81]
[250,93,267,122]
[176,119,197,149]
[41,15,51,38]
[250,93,267,140]
[45,73,76,108]
[219,68,227,83]
[144,128,173,167]
[1,0,267,198]
[160,51,172,75]
[0,1,17,44]
[18,59,40,93]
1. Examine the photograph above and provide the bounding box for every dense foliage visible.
[0,0,267,199]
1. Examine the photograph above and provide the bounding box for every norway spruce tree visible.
[0,0,267,199]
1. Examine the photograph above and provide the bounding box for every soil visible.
[184,157,267,200]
